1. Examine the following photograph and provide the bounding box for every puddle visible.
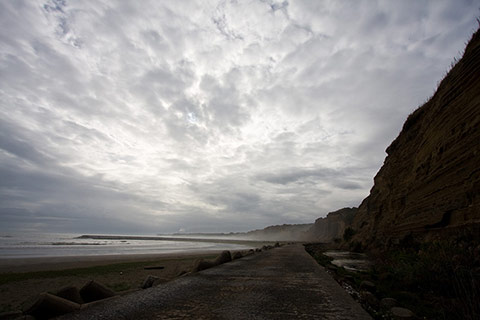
[324,251,371,272]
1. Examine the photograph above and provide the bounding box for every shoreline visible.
[0,235,271,270]
[77,234,278,245]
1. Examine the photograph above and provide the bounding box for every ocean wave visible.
[49,242,108,246]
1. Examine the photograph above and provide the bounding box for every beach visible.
[0,233,271,313]
[0,250,233,314]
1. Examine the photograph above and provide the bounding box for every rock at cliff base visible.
[326,264,338,271]
[79,280,116,303]
[24,292,80,319]
[390,307,414,319]
[360,280,376,293]
[360,291,379,308]
[380,297,398,309]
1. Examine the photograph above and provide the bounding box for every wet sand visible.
[0,250,228,273]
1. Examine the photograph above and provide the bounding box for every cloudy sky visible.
[0,0,478,234]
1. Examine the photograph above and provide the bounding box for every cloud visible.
[256,167,338,185]
[0,0,478,234]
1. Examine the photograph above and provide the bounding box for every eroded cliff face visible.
[305,207,357,242]
[244,223,313,241]
[351,30,480,247]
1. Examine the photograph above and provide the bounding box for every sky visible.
[0,0,479,235]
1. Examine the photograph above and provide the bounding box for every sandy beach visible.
[0,250,231,314]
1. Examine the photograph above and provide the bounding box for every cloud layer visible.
[1,0,478,234]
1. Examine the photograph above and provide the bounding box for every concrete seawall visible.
[59,244,371,319]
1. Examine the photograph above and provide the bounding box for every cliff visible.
[304,207,357,242]
[244,223,313,241]
[351,29,480,248]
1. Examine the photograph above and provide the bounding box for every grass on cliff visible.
[306,231,480,320]
[370,234,480,320]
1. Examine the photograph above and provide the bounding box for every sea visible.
[0,233,255,259]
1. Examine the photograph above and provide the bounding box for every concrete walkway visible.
[60,244,371,319]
